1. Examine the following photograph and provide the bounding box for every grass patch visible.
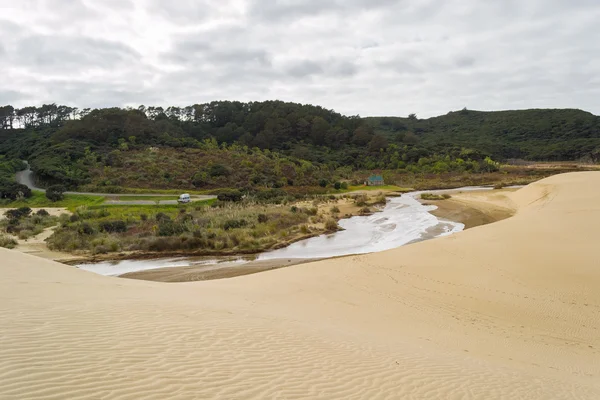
[113,195,179,201]
[0,191,105,210]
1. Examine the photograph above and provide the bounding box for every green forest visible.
[0,102,599,192]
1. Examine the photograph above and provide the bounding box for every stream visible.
[77,187,491,276]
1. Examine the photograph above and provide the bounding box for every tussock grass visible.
[421,193,452,201]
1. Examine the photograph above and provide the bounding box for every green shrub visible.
[209,164,230,177]
[157,221,187,236]
[319,179,328,188]
[5,207,32,220]
[340,182,348,190]
[36,209,50,217]
[78,222,96,235]
[257,214,268,223]
[155,212,171,222]
[98,220,127,233]
[223,219,248,231]
[330,206,340,213]
[334,181,342,190]
[0,181,32,200]
[46,185,66,202]
[217,189,243,202]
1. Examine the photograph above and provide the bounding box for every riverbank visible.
[111,187,512,282]
[121,258,320,282]
[2,172,599,399]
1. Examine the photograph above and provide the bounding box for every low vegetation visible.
[46,197,335,255]
[0,191,105,210]
[1,208,59,241]
[0,234,17,249]
[421,193,452,201]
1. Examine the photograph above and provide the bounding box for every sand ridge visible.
[1,172,599,399]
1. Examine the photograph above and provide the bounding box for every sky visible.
[1,0,599,118]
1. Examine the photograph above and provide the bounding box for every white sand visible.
[1,172,599,399]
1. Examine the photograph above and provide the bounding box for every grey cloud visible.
[455,56,475,68]
[284,59,359,79]
[147,0,211,24]
[248,0,402,21]
[13,35,141,72]
[333,61,359,77]
[0,90,28,104]
[1,0,599,117]
[163,32,271,68]
[286,60,323,78]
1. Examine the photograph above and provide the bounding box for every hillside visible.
[367,108,600,161]
[0,102,599,191]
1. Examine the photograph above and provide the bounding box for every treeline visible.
[0,101,598,190]
[367,108,600,161]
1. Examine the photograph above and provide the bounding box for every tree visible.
[46,185,66,202]
[352,125,374,146]
[0,181,32,200]
[368,135,388,153]
[217,189,243,202]
[408,113,417,120]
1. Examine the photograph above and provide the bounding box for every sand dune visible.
[1,172,599,399]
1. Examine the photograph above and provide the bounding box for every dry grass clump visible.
[421,193,451,201]
[0,235,17,249]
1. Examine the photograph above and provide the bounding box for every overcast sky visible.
[1,0,599,117]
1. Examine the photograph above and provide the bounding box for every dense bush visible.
[217,189,243,202]
[46,185,66,202]
[4,207,32,220]
[98,220,128,233]
[223,219,248,231]
[155,212,171,222]
[0,181,32,200]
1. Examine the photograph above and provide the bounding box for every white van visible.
[178,193,191,204]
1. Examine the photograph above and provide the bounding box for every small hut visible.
[365,175,384,186]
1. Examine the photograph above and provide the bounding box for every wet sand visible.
[122,258,319,282]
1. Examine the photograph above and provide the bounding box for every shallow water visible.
[258,193,462,260]
[77,187,494,276]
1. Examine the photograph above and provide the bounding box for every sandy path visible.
[1,172,599,399]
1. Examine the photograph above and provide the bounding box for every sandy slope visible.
[1,172,599,399]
